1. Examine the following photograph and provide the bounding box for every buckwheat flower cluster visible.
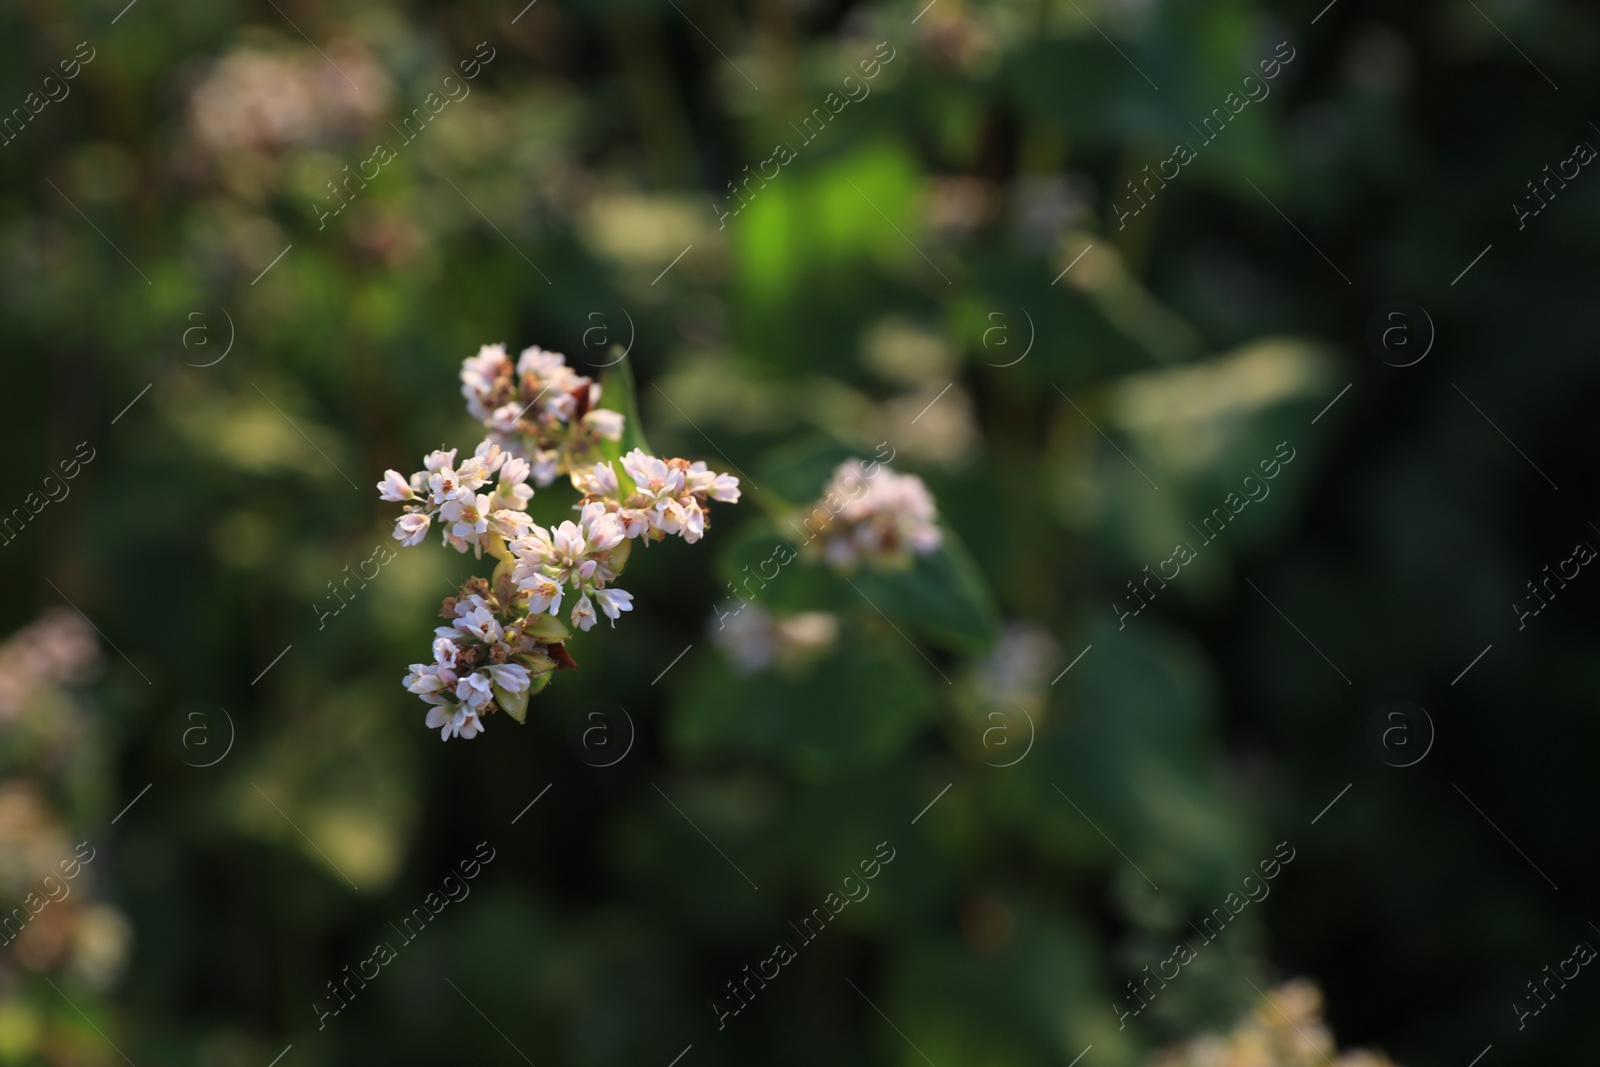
[801,459,942,570]
[404,577,574,740]
[573,449,742,545]
[460,344,624,486]
[379,342,740,741]
[378,440,534,555]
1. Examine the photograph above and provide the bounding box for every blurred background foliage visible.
[1,0,1597,1063]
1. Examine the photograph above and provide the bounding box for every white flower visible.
[377,469,414,502]
[457,441,504,489]
[548,520,589,584]
[622,449,685,504]
[487,662,531,692]
[573,461,619,499]
[441,491,491,544]
[427,466,463,504]
[455,605,504,644]
[579,502,625,552]
[455,705,485,739]
[522,573,563,615]
[487,508,533,539]
[516,345,568,378]
[593,588,633,626]
[495,456,535,510]
[461,344,511,420]
[422,448,458,472]
[426,701,486,741]
[531,449,561,487]
[686,461,741,503]
[510,526,555,567]
[583,409,625,441]
[394,513,431,546]
[432,637,460,667]
[615,507,651,539]
[571,594,597,632]
[425,702,458,740]
[456,671,494,710]
[404,663,449,695]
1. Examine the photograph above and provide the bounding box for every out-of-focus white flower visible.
[517,345,569,379]
[710,602,839,673]
[461,345,511,421]
[802,459,942,570]
[188,42,392,157]
[584,409,624,440]
[570,595,597,632]
[976,623,1060,705]
[0,609,101,720]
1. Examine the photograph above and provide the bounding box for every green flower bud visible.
[524,613,571,644]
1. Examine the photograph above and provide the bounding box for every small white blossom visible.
[487,663,531,693]
[522,573,563,615]
[594,588,633,626]
[573,461,619,499]
[377,469,414,501]
[686,461,741,503]
[394,513,431,546]
[571,594,597,632]
[423,448,458,472]
[456,671,494,710]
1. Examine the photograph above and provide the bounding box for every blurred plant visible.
[380,345,739,740]
[1147,981,1401,1067]
[708,602,839,674]
[798,458,942,570]
[0,611,130,1062]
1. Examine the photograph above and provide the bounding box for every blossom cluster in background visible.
[0,613,130,1007]
[803,458,942,571]
[1147,981,1402,1067]
[709,603,840,674]
[187,42,392,157]
[0,608,99,721]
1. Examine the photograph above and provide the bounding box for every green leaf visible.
[668,647,934,781]
[599,359,652,455]
[850,528,1001,651]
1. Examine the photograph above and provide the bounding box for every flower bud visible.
[494,683,530,723]
[524,615,571,644]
